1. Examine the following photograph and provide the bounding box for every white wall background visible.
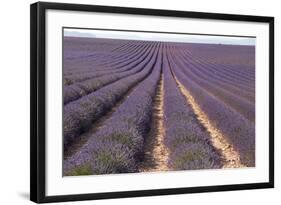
[0,0,278,204]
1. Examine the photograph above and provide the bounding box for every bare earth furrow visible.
[138,75,170,172]
[174,76,245,168]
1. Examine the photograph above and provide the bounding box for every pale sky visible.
[64,28,255,46]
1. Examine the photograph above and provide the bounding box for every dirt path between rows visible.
[174,77,245,168]
[138,75,170,172]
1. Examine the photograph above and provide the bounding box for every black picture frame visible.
[30,1,274,203]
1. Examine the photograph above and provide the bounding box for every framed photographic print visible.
[30,1,274,203]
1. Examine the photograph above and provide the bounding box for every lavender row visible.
[64,43,153,85]
[63,38,137,72]
[90,41,148,66]
[170,49,255,166]
[169,48,255,122]
[169,43,255,82]
[64,41,147,74]
[64,42,149,75]
[64,43,156,104]
[64,38,136,63]
[172,45,255,97]
[182,48,255,82]
[183,43,255,74]
[63,37,130,59]
[179,50,255,103]
[162,48,222,170]
[167,43,255,83]
[64,41,152,75]
[181,49,255,92]
[64,44,163,175]
[63,43,160,148]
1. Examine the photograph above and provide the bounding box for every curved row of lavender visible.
[181,49,255,103]
[64,43,156,104]
[64,43,160,148]
[63,36,255,175]
[64,39,152,75]
[171,44,255,92]
[170,43,255,85]
[184,43,255,73]
[64,42,154,85]
[64,44,163,175]
[169,48,255,123]
[183,48,255,84]
[168,46,255,166]
[162,46,222,170]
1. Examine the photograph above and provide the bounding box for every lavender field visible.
[63,35,255,176]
